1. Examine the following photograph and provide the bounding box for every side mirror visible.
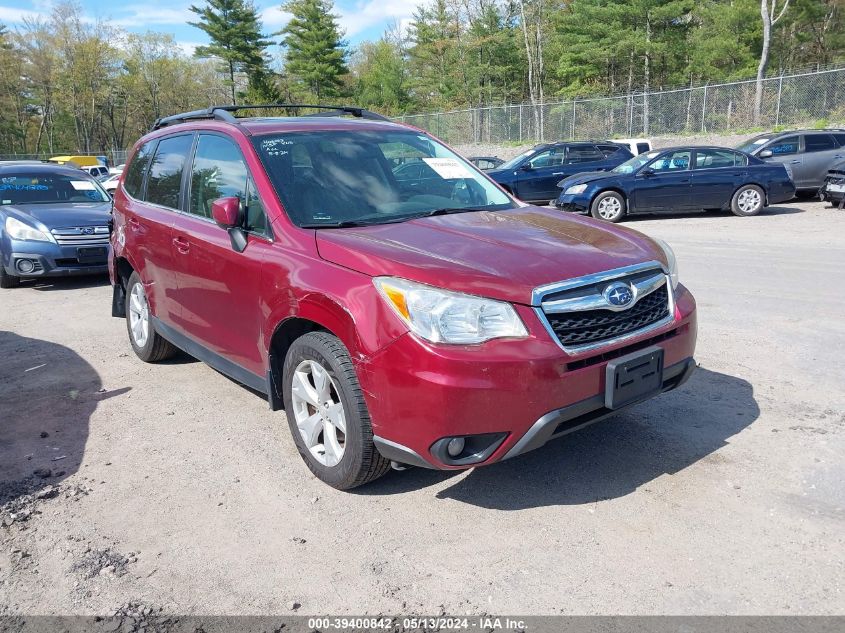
[210,197,247,253]
[639,168,655,177]
[211,197,241,228]
[758,149,773,159]
[519,163,533,171]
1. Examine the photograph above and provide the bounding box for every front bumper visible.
[362,284,697,470]
[554,192,591,213]
[2,241,110,278]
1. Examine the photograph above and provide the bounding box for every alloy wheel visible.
[290,360,347,467]
[128,283,150,348]
[737,188,762,214]
[597,196,622,219]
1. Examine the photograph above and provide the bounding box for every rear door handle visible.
[790,160,801,164]
[172,237,190,254]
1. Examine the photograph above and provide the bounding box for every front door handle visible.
[172,237,190,254]
[790,160,801,164]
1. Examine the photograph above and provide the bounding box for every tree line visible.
[1,0,843,155]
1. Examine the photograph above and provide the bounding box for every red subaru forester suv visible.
[109,105,697,489]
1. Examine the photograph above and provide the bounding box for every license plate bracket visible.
[77,246,107,262]
[605,346,665,410]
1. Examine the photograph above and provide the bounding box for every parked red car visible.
[109,105,697,489]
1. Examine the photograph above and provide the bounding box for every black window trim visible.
[182,130,274,242]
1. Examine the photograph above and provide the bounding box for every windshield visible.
[252,130,515,227]
[736,136,771,154]
[0,173,110,205]
[611,151,661,174]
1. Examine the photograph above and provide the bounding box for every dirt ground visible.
[1,198,843,617]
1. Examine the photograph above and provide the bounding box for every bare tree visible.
[754,0,790,125]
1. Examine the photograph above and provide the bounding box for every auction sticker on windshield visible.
[423,157,473,179]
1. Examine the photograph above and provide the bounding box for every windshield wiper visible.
[410,206,494,219]
[299,220,375,229]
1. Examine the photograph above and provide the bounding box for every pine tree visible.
[189,0,275,105]
[279,0,348,100]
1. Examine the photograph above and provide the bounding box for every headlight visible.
[653,238,679,289]
[564,184,587,195]
[5,217,53,242]
[374,277,528,344]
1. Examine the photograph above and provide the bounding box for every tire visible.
[282,331,390,490]
[0,263,20,288]
[590,191,626,222]
[731,184,765,217]
[125,271,177,362]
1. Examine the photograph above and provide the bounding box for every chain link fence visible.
[398,67,845,145]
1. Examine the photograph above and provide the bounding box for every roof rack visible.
[150,104,390,132]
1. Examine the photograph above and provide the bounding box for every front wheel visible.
[731,185,765,217]
[590,191,626,222]
[282,331,390,490]
[125,272,177,362]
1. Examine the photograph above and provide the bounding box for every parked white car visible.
[81,164,110,179]
[612,138,653,155]
[101,173,120,195]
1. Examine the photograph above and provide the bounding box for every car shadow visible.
[0,330,127,507]
[622,206,803,221]
[359,367,758,508]
[28,274,110,292]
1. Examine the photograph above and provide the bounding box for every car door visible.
[802,133,843,189]
[169,133,270,377]
[760,135,804,186]
[690,149,748,209]
[514,145,566,201]
[121,136,189,326]
[631,149,693,212]
[562,144,613,177]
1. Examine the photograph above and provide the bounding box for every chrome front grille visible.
[51,226,110,246]
[534,262,675,353]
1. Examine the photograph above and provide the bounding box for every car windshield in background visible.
[497,150,534,171]
[611,152,661,174]
[0,173,110,205]
[735,136,771,153]
[252,130,515,228]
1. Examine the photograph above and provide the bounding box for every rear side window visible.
[694,149,747,168]
[597,144,623,157]
[566,145,604,164]
[804,134,836,153]
[146,135,193,209]
[123,141,155,199]
[768,136,799,156]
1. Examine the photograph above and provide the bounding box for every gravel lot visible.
[1,198,843,617]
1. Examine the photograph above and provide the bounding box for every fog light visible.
[446,437,465,457]
[16,259,35,274]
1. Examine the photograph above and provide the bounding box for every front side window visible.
[649,150,691,171]
[694,149,747,169]
[252,130,514,228]
[804,134,836,153]
[124,142,155,199]
[189,134,270,236]
[527,147,564,169]
[612,151,660,174]
[146,135,193,209]
[767,136,799,156]
[0,172,110,205]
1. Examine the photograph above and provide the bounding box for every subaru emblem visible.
[82,227,94,235]
[604,281,634,308]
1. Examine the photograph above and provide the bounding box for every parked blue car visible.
[0,163,112,288]
[554,146,796,222]
[486,141,634,203]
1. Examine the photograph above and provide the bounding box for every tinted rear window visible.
[146,135,193,209]
[804,134,836,153]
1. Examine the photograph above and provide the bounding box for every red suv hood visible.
[315,206,665,305]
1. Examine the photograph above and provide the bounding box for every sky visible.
[0,0,419,53]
